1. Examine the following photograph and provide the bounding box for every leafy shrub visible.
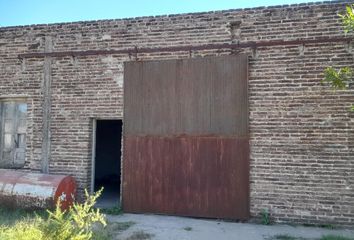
[322,66,353,111]
[0,188,106,240]
[322,5,354,112]
[339,4,354,33]
[322,67,352,90]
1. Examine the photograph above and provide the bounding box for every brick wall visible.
[0,1,353,226]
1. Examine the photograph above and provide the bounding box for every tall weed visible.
[0,188,106,240]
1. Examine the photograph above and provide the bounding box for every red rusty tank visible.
[0,169,76,210]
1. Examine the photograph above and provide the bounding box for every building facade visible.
[0,1,353,226]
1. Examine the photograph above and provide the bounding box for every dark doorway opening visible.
[94,120,122,208]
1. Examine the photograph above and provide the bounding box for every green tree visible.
[323,4,354,111]
[340,5,354,33]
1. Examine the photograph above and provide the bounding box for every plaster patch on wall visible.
[114,74,123,88]
[102,34,112,40]
[101,55,113,64]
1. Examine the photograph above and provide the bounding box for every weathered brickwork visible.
[0,1,353,226]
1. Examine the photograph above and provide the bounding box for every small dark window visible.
[0,100,27,168]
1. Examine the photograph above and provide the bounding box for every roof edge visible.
[0,0,351,30]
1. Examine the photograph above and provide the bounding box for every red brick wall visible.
[0,1,353,226]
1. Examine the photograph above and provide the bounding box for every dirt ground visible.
[105,213,354,240]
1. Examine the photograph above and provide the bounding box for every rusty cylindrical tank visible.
[0,169,76,210]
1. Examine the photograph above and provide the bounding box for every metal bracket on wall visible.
[134,46,138,61]
[346,40,353,54]
[299,43,305,56]
[251,47,258,59]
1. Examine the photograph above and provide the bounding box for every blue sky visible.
[0,0,323,27]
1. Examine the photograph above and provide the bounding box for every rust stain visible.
[123,136,250,220]
[0,170,76,210]
[123,55,250,220]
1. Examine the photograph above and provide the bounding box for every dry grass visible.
[0,207,47,226]
[126,231,154,240]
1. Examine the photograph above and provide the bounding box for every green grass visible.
[0,206,135,240]
[302,223,338,230]
[2,207,352,240]
[0,207,47,226]
[99,206,123,215]
[111,221,135,232]
[269,234,354,240]
[320,235,354,240]
[318,224,338,230]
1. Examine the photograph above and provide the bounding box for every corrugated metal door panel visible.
[124,55,249,136]
[0,102,4,166]
[123,136,249,219]
[123,55,249,220]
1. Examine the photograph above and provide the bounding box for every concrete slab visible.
[107,214,354,240]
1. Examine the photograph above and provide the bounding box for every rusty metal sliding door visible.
[123,55,249,219]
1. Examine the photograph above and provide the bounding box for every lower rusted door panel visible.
[123,136,249,219]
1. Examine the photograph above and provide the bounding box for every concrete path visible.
[107,213,354,240]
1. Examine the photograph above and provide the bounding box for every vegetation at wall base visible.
[261,208,271,225]
[0,188,108,240]
[269,234,354,240]
[320,235,354,240]
[99,206,123,215]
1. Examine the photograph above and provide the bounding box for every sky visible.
[0,0,324,27]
